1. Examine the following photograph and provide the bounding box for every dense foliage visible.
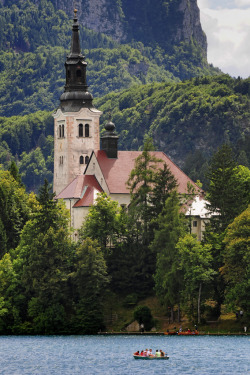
[0,143,249,334]
[0,75,249,191]
[0,0,219,117]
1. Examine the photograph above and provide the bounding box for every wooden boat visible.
[134,355,169,360]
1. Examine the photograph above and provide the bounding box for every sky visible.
[197,0,250,78]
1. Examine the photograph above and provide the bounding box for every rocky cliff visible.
[51,0,207,56]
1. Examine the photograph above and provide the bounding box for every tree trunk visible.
[198,282,202,324]
[171,306,174,323]
[177,303,181,323]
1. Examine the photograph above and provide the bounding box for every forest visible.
[0,142,249,334]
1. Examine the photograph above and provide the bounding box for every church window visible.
[85,156,89,164]
[79,123,83,137]
[76,69,81,77]
[85,124,89,137]
[59,156,64,165]
[79,155,84,164]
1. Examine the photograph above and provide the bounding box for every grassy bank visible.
[103,294,249,335]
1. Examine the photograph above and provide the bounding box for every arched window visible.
[79,156,84,164]
[79,123,83,137]
[59,125,62,138]
[61,124,64,138]
[85,123,89,137]
[76,69,81,77]
[85,156,89,165]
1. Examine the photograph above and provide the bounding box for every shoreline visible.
[98,332,249,336]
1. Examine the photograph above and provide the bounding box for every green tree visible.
[176,234,215,324]
[127,137,162,242]
[8,160,23,186]
[70,238,110,334]
[133,305,154,331]
[221,205,250,316]
[0,170,29,255]
[205,147,250,316]
[150,163,178,219]
[79,192,124,253]
[206,144,248,232]
[152,190,186,322]
[19,148,52,192]
[14,179,73,334]
[0,253,16,332]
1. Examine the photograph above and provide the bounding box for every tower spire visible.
[69,9,81,57]
[59,9,93,112]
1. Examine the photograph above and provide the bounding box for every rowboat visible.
[134,355,169,360]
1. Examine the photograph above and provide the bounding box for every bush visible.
[133,305,154,331]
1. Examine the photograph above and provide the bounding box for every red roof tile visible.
[95,150,201,194]
[56,175,103,207]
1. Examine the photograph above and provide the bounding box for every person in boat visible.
[155,350,161,357]
[140,350,144,356]
[160,350,165,357]
[149,349,154,357]
[134,351,140,356]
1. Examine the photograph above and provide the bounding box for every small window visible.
[193,221,198,227]
[59,156,63,165]
[79,156,84,164]
[85,156,89,164]
[59,125,62,138]
[79,123,83,137]
[61,124,64,138]
[76,69,81,77]
[85,124,89,137]
[67,70,71,79]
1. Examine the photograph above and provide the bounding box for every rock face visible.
[52,0,207,56]
[177,0,207,56]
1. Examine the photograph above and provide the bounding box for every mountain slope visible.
[0,75,249,191]
[0,0,219,117]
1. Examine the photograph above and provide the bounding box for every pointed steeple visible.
[60,9,93,112]
[69,9,81,57]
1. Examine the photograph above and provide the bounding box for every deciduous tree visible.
[221,205,250,315]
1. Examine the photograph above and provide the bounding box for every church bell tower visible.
[53,9,102,195]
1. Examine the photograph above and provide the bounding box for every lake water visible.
[0,335,249,375]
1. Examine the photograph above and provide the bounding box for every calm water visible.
[0,335,249,375]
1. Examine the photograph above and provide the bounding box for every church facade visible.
[54,11,209,240]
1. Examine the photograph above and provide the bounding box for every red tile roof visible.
[56,175,103,207]
[56,150,202,208]
[95,150,201,194]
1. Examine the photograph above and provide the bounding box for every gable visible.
[55,174,103,207]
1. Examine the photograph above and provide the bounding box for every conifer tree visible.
[152,190,186,321]
[15,179,73,334]
[221,205,250,315]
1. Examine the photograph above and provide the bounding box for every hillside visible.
[0,75,249,191]
[0,0,219,117]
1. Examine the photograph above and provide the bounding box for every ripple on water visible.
[0,335,249,375]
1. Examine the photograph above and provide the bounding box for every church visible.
[53,10,209,240]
